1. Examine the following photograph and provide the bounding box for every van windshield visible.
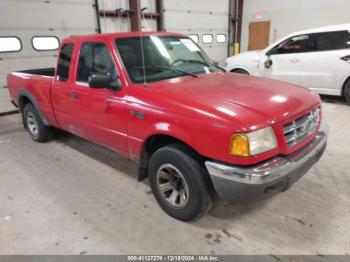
[115,36,219,83]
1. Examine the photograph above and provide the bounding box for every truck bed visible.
[17,68,55,77]
[7,68,57,125]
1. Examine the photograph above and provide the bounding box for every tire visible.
[23,103,53,142]
[231,69,249,75]
[344,80,350,105]
[148,144,214,221]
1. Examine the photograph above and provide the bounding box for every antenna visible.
[140,7,148,88]
[115,8,124,32]
[141,7,151,32]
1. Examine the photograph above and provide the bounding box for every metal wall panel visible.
[163,0,230,65]
[98,0,157,33]
[0,0,97,113]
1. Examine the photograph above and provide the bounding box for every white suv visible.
[226,24,350,104]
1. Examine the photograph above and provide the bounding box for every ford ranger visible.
[7,32,328,221]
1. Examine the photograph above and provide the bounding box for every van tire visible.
[23,103,53,142]
[148,144,214,221]
[344,80,350,105]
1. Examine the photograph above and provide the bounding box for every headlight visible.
[229,127,277,157]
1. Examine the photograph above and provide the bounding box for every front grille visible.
[283,108,320,148]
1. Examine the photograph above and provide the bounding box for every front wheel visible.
[148,144,214,221]
[344,80,350,105]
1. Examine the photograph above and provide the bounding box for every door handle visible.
[130,110,145,120]
[69,92,78,99]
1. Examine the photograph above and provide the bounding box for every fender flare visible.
[142,122,193,150]
[17,88,50,126]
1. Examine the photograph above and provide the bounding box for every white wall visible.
[0,0,98,113]
[241,0,350,52]
[98,0,158,32]
[163,0,230,64]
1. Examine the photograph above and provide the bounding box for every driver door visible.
[70,41,128,154]
[262,34,311,86]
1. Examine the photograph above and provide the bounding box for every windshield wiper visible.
[133,65,198,78]
[179,59,226,72]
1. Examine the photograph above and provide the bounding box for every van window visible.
[32,36,60,51]
[77,42,118,83]
[310,31,350,52]
[57,44,74,81]
[0,37,22,53]
[270,35,311,55]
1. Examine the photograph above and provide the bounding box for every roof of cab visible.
[62,31,186,44]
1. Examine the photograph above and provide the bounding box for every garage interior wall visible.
[241,0,350,52]
[98,0,231,65]
[163,0,230,65]
[98,0,158,33]
[0,0,98,113]
[0,0,232,113]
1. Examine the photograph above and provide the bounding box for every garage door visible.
[0,0,98,113]
[163,0,230,66]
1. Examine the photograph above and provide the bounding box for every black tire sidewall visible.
[344,82,350,104]
[23,104,46,142]
[148,145,211,221]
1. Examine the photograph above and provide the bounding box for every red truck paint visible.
[7,32,330,220]
[7,32,322,167]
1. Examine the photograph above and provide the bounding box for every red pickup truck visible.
[7,32,328,221]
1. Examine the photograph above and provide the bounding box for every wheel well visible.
[18,96,32,128]
[230,68,249,74]
[18,95,32,111]
[342,76,350,97]
[137,134,202,181]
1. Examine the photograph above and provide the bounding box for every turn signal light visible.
[230,134,250,157]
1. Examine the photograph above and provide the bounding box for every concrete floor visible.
[0,96,349,255]
[0,88,16,114]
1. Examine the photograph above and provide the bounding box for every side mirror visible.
[88,74,122,91]
[264,57,273,69]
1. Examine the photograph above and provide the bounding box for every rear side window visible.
[57,44,74,81]
[310,31,350,52]
[0,37,22,53]
[77,42,118,83]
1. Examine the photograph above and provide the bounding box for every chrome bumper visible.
[205,123,329,185]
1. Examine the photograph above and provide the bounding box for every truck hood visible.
[151,73,320,130]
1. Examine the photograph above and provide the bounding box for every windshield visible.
[115,35,219,83]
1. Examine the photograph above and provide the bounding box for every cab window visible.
[77,42,118,83]
[57,44,74,81]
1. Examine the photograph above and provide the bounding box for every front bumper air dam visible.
[205,123,329,202]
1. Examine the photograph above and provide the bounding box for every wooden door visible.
[248,21,271,51]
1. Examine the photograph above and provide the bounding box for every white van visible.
[226,24,350,104]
